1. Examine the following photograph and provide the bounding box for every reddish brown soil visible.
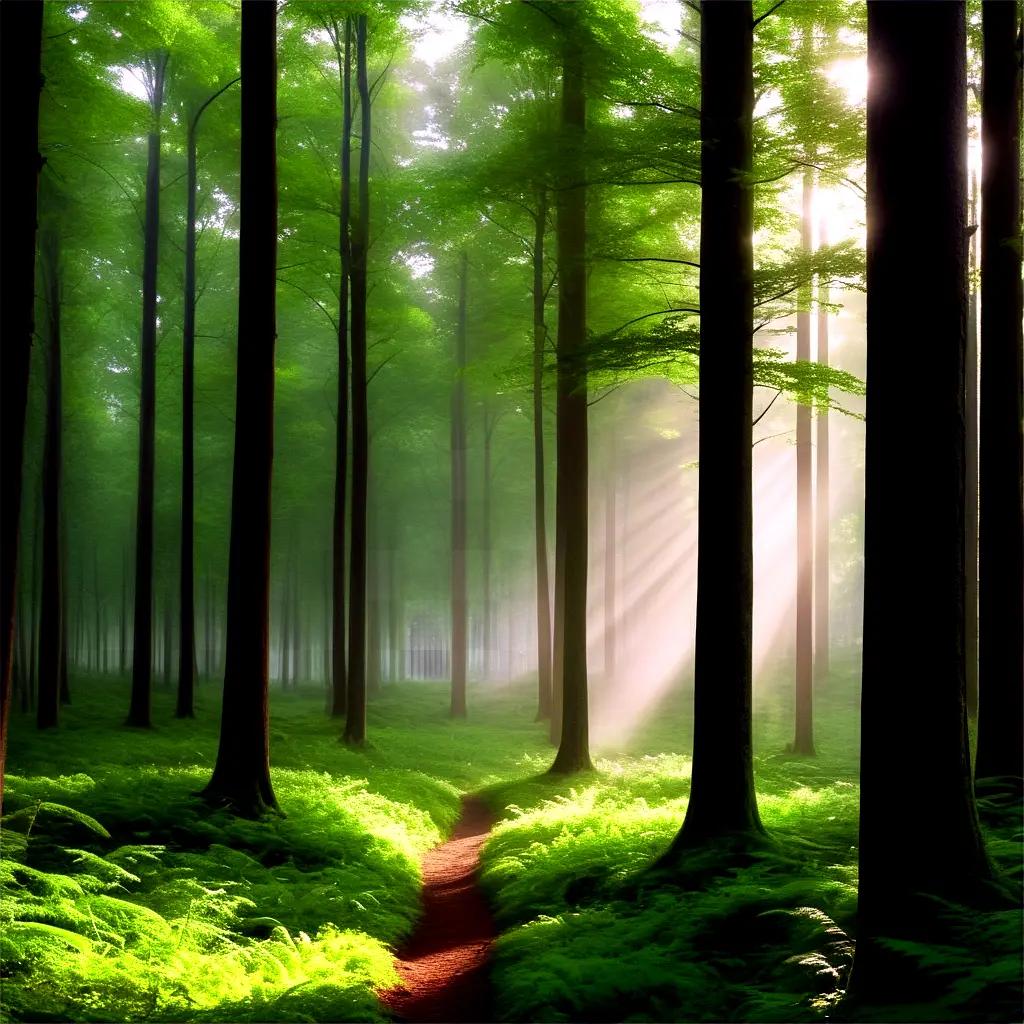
[379,795,496,1023]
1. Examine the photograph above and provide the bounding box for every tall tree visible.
[852,1,992,998]
[662,0,762,848]
[325,14,353,720]
[36,231,64,733]
[345,13,371,746]
[178,76,239,720]
[974,0,1023,785]
[814,217,831,685]
[0,0,44,805]
[531,190,553,719]
[965,174,979,718]
[794,167,815,755]
[550,8,592,775]
[127,51,169,729]
[202,0,280,815]
[450,251,469,716]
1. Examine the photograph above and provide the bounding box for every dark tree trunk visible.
[975,0,1023,784]
[128,52,168,729]
[345,13,370,746]
[852,2,992,999]
[532,191,553,720]
[37,233,63,732]
[814,218,831,685]
[965,175,979,718]
[201,0,279,815]
[330,14,352,719]
[794,169,815,754]
[550,26,592,775]
[450,251,469,717]
[0,0,43,805]
[664,1,761,846]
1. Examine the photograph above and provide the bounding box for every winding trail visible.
[380,795,496,1023]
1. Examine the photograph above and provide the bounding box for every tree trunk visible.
[550,24,592,775]
[128,52,168,729]
[794,168,815,755]
[975,0,1023,784]
[482,405,494,681]
[532,191,553,719]
[0,0,43,804]
[37,233,63,732]
[965,175,979,718]
[814,218,831,685]
[450,251,469,716]
[331,14,352,719]
[664,1,761,847]
[201,0,279,815]
[344,13,370,746]
[852,2,992,999]
[604,436,617,681]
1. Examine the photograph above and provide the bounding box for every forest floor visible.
[2,670,1021,1023]
[380,795,495,1022]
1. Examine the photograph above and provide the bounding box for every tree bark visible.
[965,175,979,718]
[794,168,815,754]
[37,233,63,732]
[0,0,43,805]
[664,0,761,847]
[450,251,469,717]
[345,13,370,746]
[550,23,592,775]
[814,218,831,685]
[852,1,992,999]
[330,15,352,719]
[201,0,280,815]
[532,191,553,719]
[975,0,1023,784]
[128,51,168,729]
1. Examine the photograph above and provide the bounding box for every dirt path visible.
[380,795,496,1023]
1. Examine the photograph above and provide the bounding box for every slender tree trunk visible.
[965,175,979,718]
[0,0,43,804]
[202,0,279,815]
[331,15,352,719]
[27,490,40,713]
[975,0,1023,784]
[814,218,831,685]
[450,251,469,717]
[604,437,617,681]
[532,191,553,719]
[344,13,370,746]
[852,2,991,999]
[550,24,592,775]
[280,552,291,689]
[794,168,815,754]
[482,406,494,681]
[291,557,301,685]
[162,596,173,688]
[37,233,63,732]
[120,546,127,677]
[128,52,168,729]
[664,1,761,848]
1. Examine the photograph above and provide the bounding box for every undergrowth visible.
[478,673,1023,1023]
[1,677,547,1022]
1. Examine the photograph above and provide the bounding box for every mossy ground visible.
[2,669,1020,1022]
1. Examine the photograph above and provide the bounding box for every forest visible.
[0,0,1021,1022]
